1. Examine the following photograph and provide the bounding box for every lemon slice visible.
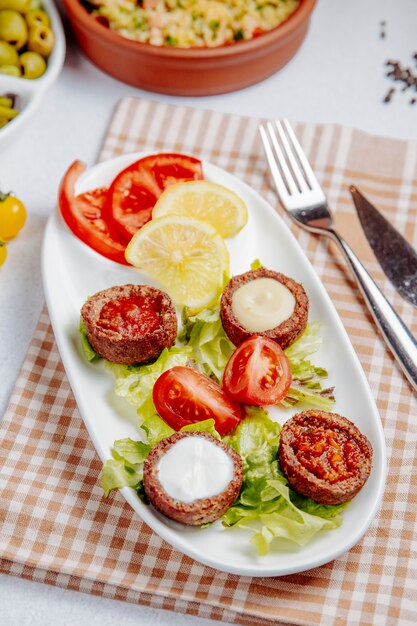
[152,180,248,238]
[125,215,229,312]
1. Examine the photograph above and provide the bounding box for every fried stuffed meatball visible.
[279,410,373,505]
[81,284,177,364]
[220,267,309,350]
[143,431,243,526]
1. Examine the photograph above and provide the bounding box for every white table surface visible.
[1,0,416,624]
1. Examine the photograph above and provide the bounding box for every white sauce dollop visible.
[157,436,234,504]
[232,277,296,332]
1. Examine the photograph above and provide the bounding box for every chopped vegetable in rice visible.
[87,0,300,48]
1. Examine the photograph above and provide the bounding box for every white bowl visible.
[0,0,65,146]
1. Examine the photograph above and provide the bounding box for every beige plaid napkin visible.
[1,97,417,626]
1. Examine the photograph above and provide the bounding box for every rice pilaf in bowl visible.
[64,0,317,94]
[84,0,300,48]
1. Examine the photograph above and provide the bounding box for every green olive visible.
[25,9,50,29]
[0,63,20,75]
[19,50,45,78]
[27,23,54,56]
[0,39,19,66]
[0,0,31,13]
[0,9,28,50]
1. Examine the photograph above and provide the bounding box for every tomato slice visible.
[223,336,292,406]
[59,161,128,265]
[105,153,203,244]
[153,366,242,436]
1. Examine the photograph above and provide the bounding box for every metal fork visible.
[259,119,417,393]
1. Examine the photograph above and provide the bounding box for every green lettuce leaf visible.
[178,309,334,409]
[113,438,151,464]
[101,459,142,497]
[178,306,235,381]
[140,416,221,448]
[282,323,335,410]
[105,345,193,421]
[140,414,175,447]
[224,406,280,467]
[223,409,346,555]
[180,418,221,439]
[101,437,151,497]
[285,321,322,361]
[102,418,222,497]
[250,258,263,270]
[79,318,100,362]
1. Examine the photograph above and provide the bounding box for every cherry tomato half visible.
[0,192,26,240]
[105,153,203,244]
[153,366,242,436]
[59,161,128,265]
[223,336,292,406]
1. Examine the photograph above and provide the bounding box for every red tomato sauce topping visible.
[97,294,163,337]
[290,417,367,484]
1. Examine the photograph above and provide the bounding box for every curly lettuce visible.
[101,438,150,497]
[105,345,193,422]
[79,318,100,362]
[102,407,347,555]
[101,418,220,497]
[178,306,235,381]
[223,407,347,554]
[84,286,341,555]
[179,307,335,409]
[284,322,335,409]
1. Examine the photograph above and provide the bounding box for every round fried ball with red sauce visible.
[279,410,373,505]
[81,284,177,364]
[220,267,309,350]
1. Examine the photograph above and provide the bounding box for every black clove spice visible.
[384,57,417,104]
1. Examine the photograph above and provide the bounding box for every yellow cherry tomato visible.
[0,191,26,240]
[0,240,7,266]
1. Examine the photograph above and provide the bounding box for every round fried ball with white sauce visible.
[143,431,243,525]
[220,267,309,350]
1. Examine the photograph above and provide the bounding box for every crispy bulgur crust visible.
[81,284,177,364]
[143,431,243,525]
[220,267,309,349]
[279,410,373,505]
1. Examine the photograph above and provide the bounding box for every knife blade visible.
[349,185,417,308]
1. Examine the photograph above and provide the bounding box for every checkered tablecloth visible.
[1,97,416,626]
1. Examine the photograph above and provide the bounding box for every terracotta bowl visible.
[63,0,317,96]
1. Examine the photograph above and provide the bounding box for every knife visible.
[349,185,417,308]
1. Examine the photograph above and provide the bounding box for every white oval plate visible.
[42,152,387,577]
[0,0,65,147]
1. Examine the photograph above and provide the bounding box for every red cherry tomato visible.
[223,336,292,406]
[105,153,203,244]
[153,366,242,436]
[59,161,128,265]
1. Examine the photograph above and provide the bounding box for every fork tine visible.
[281,119,319,189]
[275,121,311,193]
[259,124,291,201]
[263,122,299,196]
